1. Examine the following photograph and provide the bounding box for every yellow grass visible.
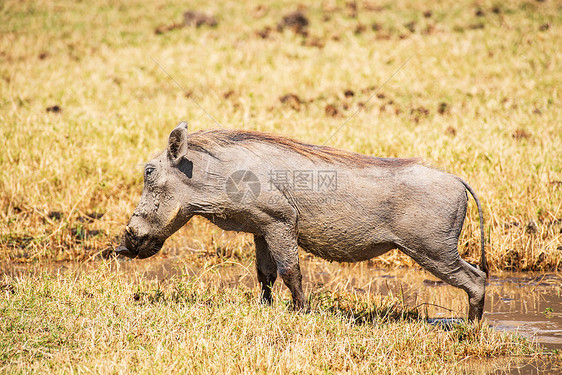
[0,263,554,374]
[1,0,561,271]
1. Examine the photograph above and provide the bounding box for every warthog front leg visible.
[254,234,277,304]
[279,262,307,311]
[263,226,308,311]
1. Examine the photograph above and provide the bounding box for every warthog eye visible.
[145,166,155,177]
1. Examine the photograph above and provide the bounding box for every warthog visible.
[118,122,488,320]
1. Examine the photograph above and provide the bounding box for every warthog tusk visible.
[115,245,135,258]
[115,245,129,253]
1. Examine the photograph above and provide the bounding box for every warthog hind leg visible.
[399,242,486,320]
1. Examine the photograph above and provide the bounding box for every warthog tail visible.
[458,178,488,277]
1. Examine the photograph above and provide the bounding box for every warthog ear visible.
[167,121,188,165]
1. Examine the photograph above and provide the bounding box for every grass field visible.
[1,263,556,374]
[1,0,562,372]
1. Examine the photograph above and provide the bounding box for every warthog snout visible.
[116,226,164,259]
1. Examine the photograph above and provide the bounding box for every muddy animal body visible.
[118,122,488,320]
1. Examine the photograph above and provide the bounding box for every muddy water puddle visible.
[2,258,561,352]
[299,262,562,351]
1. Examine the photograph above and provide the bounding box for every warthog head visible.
[116,122,195,259]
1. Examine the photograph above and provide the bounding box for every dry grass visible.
[1,0,561,270]
[0,264,554,374]
[2,2,561,371]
